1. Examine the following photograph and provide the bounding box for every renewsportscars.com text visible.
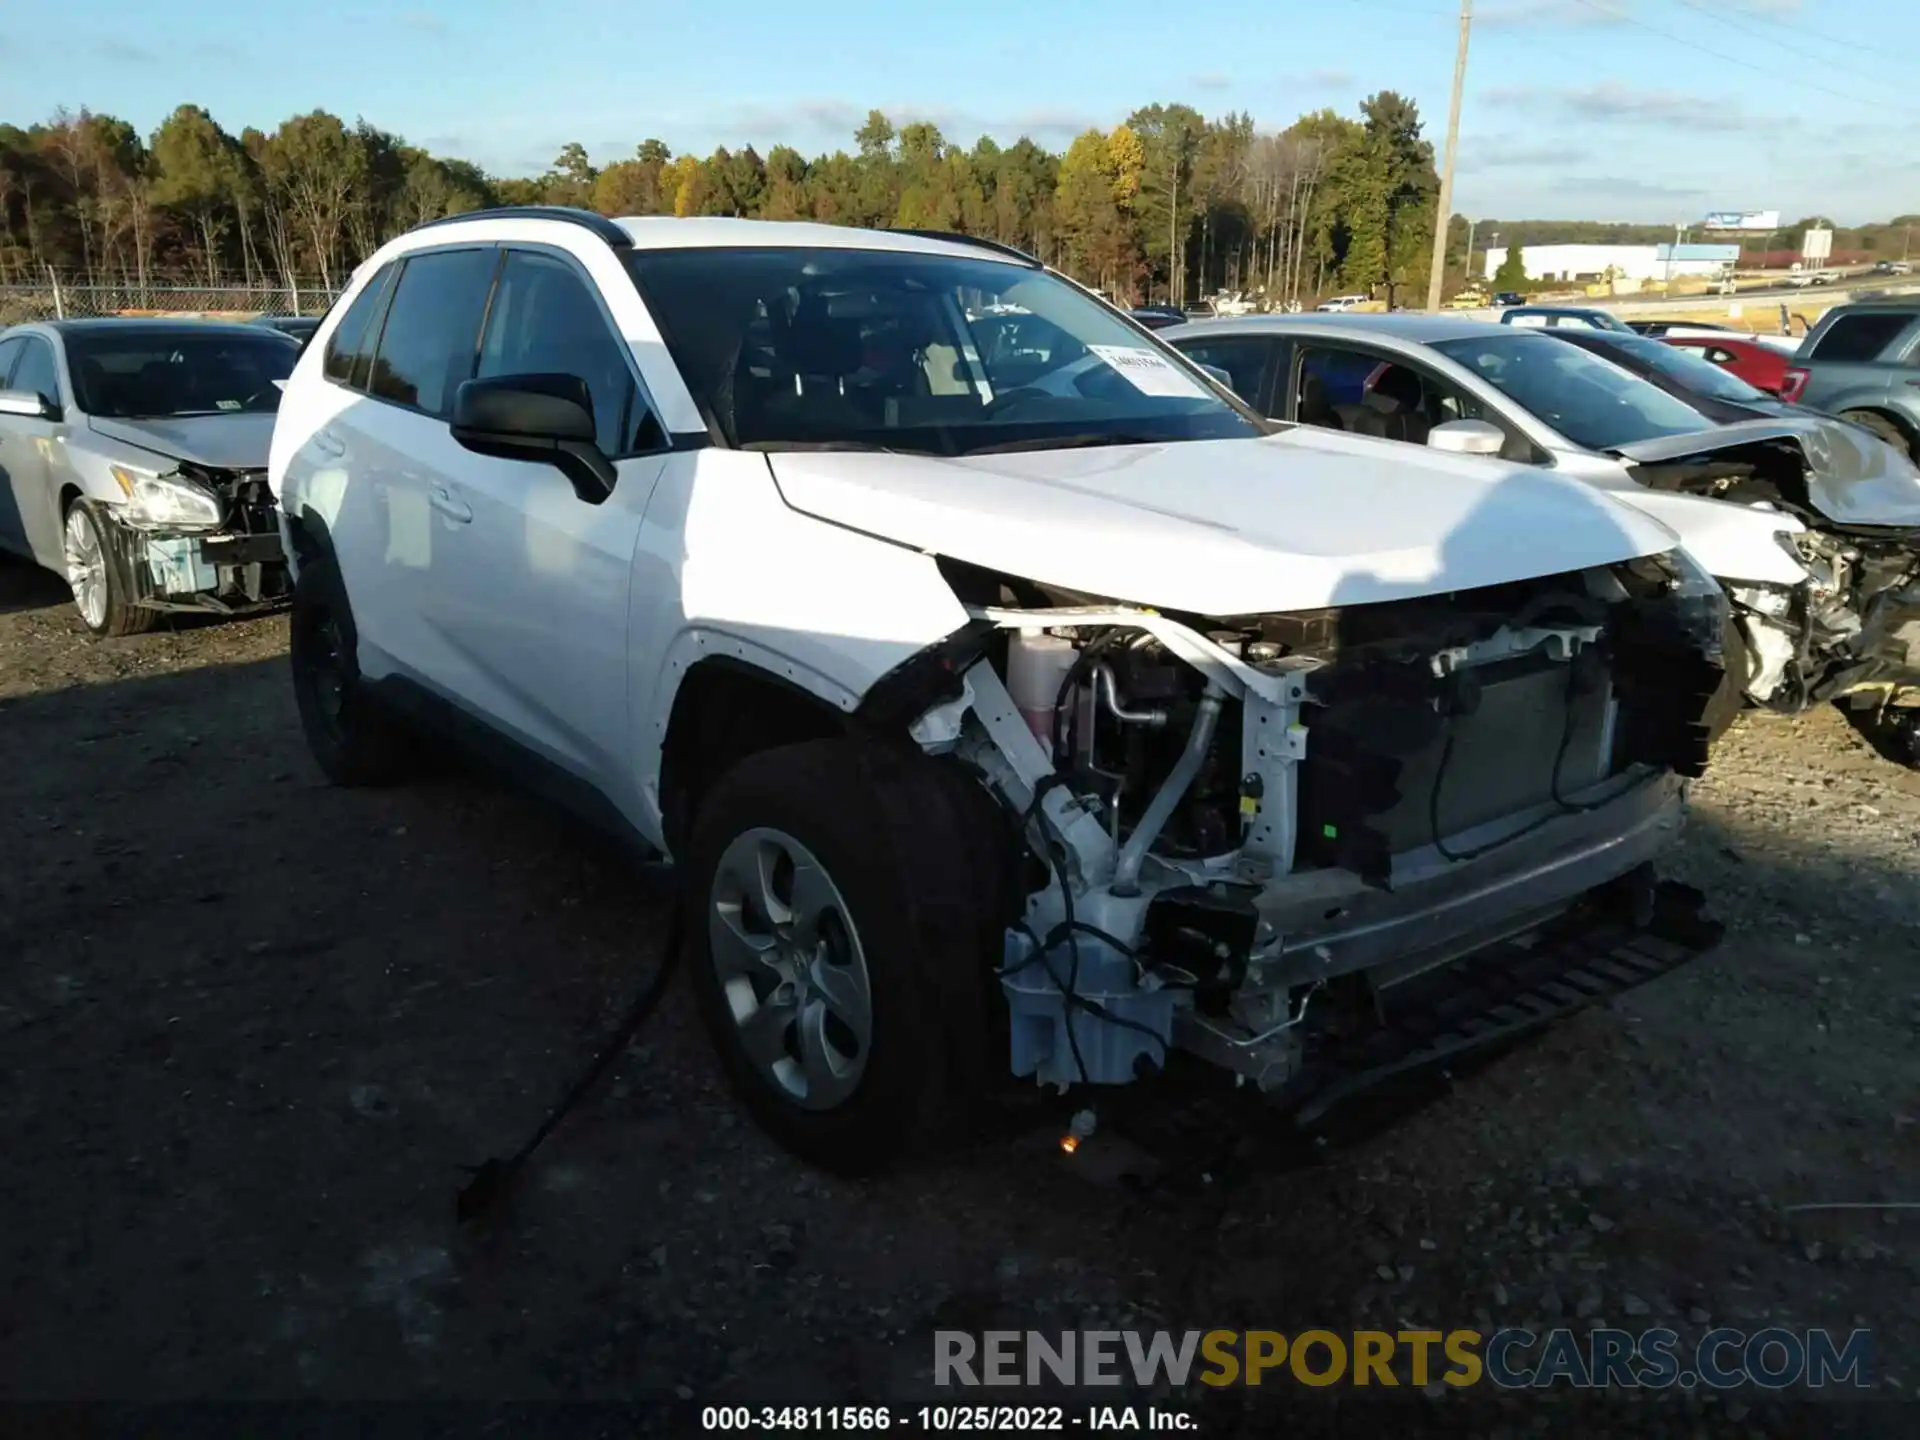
[934,1327,1874,1390]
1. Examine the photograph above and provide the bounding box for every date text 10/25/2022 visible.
[701,1406,1196,1431]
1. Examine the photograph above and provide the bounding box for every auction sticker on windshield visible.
[1087,344,1210,398]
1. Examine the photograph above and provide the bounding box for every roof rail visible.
[890,229,1042,267]
[409,205,633,249]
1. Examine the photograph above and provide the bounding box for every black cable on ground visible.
[456,877,686,1223]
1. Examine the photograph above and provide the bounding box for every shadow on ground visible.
[0,644,1914,1436]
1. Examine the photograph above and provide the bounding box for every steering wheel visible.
[980,385,1052,416]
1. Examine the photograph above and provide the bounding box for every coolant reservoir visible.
[1006,632,1077,754]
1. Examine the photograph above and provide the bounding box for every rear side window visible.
[0,337,23,385]
[366,248,499,418]
[1174,337,1271,407]
[1810,312,1916,364]
[322,265,396,387]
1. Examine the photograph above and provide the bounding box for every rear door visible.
[329,245,500,688]
[422,245,672,803]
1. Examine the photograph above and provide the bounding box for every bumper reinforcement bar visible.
[1282,878,1722,1127]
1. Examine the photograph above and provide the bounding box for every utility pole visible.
[1465,217,1478,287]
[1425,0,1474,312]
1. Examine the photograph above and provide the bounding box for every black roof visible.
[409,204,633,248]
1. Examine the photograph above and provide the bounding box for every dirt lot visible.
[2,552,1916,1436]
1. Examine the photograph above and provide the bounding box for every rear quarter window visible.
[1808,312,1918,364]
[323,264,398,388]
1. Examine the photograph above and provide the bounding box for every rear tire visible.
[683,739,1004,1173]
[289,565,416,787]
[62,499,157,637]
[1839,408,1918,463]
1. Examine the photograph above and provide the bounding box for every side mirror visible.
[1427,418,1506,456]
[450,374,615,503]
[0,388,57,420]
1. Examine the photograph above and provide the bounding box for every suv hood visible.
[1611,416,1920,528]
[768,428,1681,616]
[88,414,276,471]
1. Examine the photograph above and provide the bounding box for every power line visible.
[1564,0,1920,116]
[1661,0,1920,99]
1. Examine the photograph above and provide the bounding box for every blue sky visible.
[7,0,1916,223]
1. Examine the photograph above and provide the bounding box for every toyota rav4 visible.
[271,208,1732,1172]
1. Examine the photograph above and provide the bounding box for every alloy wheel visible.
[62,507,108,631]
[708,826,873,1110]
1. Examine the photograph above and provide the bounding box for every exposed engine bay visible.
[909,550,1732,1106]
[112,464,290,615]
[1629,439,1920,719]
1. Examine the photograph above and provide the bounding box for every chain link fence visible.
[0,281,342,325]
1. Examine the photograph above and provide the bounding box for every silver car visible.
[0,319,296,634]
[1165,313,1920,743]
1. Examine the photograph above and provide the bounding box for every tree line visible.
[0,97,1450,306]
[4,101,1909,307]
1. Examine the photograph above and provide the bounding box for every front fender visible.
[1611,489,1811,586]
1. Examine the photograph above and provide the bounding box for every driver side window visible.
[1292,345,1535,462]
[477,250,663,457]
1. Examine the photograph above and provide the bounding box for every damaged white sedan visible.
[274,212,1734,1171]
[1166,315,1920,763]
[0,320,296,635]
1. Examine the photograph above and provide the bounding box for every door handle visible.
[312,428,346,458]
[429,484,472,523]
[1903,378,1920,388]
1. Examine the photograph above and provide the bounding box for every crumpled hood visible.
[768,428,1682,616]
[1612,415,1920,529]
[88,413,277,471]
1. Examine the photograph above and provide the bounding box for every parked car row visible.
[0,209,1912,1176]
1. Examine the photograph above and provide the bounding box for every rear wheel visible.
[1839,408,1918,463]
[289,566,416,787]
[684,739,1004,1173]
[62,499,156,637]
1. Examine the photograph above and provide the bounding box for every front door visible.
[421,245,672,813]
[0,336,65,567]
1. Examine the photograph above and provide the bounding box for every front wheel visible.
[683,740,1003,1173]
[63,500,156,637]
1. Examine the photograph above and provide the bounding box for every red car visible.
[1659,335,1791,395]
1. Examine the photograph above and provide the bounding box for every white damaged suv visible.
[272,208,1734,1171]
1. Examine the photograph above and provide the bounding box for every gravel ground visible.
[1,551,1916,1437]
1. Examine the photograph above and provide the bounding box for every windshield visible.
[624,247,1262,455]
[67,330,296,418]
[1432,332,1712,452]
[1596,334,1771,404]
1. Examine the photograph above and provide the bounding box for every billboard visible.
[1702,210,1780,233]
[1802,227,1833,263]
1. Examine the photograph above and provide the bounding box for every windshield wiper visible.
[958,432,1171,456]
[740,439,941,455]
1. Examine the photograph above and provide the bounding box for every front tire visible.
[289,566,416,787]
[63,499,156,637]
[684,740,1003,1173]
